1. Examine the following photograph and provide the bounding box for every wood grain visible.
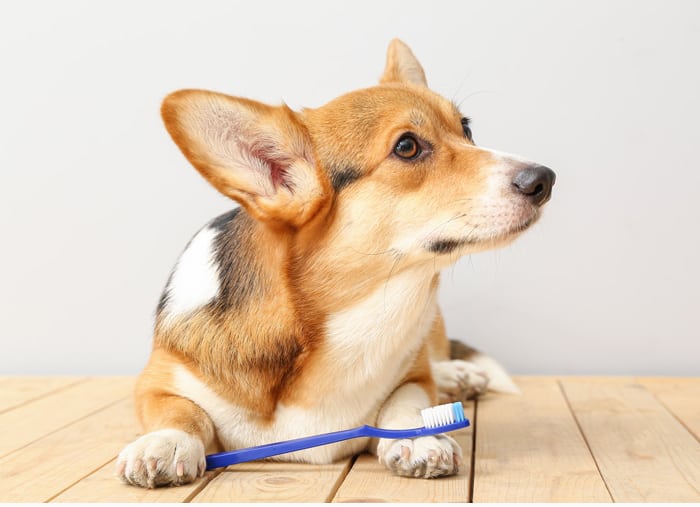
[332,402,474,502]
[638,377,700,440]
[0,377,85,414]
[52,458,219,503]
[192,460,353,503]
[472,377,611,502]
[2,376,699,502]
[562,378,700,502]
[0,389,139,502]
[0,376,133,458]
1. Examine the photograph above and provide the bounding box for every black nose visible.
[512,165,556,206]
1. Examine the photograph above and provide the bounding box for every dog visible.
[116,39,555,488]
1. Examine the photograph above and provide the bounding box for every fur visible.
[116,39,554,488]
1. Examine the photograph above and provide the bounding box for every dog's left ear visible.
[380,38,427,87]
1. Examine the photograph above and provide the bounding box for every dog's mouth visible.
[425,213,539,255]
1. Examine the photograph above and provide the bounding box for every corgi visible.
[116,39,555,488]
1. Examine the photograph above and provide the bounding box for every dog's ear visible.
[161,90,327,227]
[380,39,427,87]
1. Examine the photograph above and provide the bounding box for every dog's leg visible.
[371,345,462,478]
[428,311,489,401]
[116,350,216,488]
[428,310,517,401]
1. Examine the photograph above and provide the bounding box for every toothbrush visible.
[205,401,469,470]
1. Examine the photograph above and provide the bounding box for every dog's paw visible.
[432,359,489,402]
[377,434,462,478]
[116,429,206,488]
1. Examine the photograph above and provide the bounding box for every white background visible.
[1,0,698,375]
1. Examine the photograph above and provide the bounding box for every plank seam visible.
[45,457,125,502]
[468,398,477,503]
[640,380,700,444]
[182,470,224,502]
[0,377,89,416]
[0,394,130,461]
[325,455,358,502]
[557,379,615,503]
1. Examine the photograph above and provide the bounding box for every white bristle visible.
[420,402,464,428]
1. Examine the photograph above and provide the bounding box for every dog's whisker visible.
[382,251,403,312]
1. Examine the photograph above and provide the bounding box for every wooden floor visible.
[0,376,698,502]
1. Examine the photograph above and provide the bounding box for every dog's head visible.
[161,39,554,302]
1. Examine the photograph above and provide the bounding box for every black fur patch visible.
[210,208,261,312]
[156,207,255,316]
[449,339,478,360]
[156,275,173,314]
[426,239,464,254]
[210,207,241,231]
[329,165,362,191]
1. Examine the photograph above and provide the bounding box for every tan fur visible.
[427,308,451,362]
[135,348,219,453]
[155,81,493,413]
[118,38,553,487]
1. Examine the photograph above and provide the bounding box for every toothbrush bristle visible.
[420,402,465,428]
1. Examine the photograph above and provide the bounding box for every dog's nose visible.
[512,165,556,206]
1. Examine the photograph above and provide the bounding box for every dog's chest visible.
[174,268,437,463]
[321,267,438,395]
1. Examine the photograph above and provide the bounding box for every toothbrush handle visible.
[205,420,469,470]
[206,426,368,469]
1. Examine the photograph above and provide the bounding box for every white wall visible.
[1,0,698,375]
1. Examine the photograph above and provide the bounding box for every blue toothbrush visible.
[206,401,469,470]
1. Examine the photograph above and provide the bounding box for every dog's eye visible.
[394,135,421,160]
[461,117,473,141]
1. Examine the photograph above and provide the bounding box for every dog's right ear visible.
[161,90,327,227]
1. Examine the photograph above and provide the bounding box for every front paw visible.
[377,434,462,478]
[116,429,206,488]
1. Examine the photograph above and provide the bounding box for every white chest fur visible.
[322,266,437,400]
[173,266,437,464]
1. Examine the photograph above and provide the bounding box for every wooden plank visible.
[0,376,134,458]
[472,377,611,502]
[0,392,216,503]
[0,396,143,502]
[52,458,219,503]
[638,377,700,440]
[332,402,474,502]
[192,460,353,503]
[0,377,85,414]
[562,378,700,502]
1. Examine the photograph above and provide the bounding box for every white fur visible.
[477,145,535,166]
[432,359,490,402]
[375,384,461,478]
[116,429,205,488]
[173,365,374,464]
[378,434,461,478]
[172,266,440,464]
[375,382,430,429]
[468,353,520,393]
[161,226,220,323]
[323,265,437,383]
